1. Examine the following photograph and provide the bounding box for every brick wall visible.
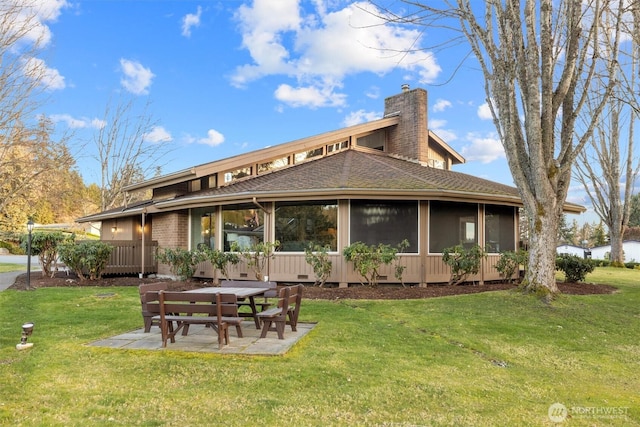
[152,210,189,276]
[384,87,428,163]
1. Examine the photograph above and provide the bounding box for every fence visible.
[102,240,158,275]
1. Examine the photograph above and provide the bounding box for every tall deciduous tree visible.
[575,3,640,266]
[93,97,170,211]
[0,1,75,230]
[387,0,624,298]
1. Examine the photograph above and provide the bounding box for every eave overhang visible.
[153,188,524,210]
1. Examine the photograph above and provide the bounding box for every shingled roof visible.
[79,147,584,222]
[154,149,525,210]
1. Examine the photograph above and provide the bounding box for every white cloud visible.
[22,57,65,90]
[432,128,457,143]
[274,84,346,108]
[232,1,441,108]
[477,102,493,120]
[49,113,105,129]
[119,58,154,95]
[433,99,452,112]
[461,132,505,163]
[143,126,173,143]
[429,118,447,128]
[91,118,107,129]
[10,0,69,48]
[181,6,202,37]
[365,86,380,99]
[198,129,225,147]
[429,118,457,142]
[342,109,382,127]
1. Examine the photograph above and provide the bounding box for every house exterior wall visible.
[590,241,640,262]
[620,241,640,262]
[101,218,139,241]
[557,244,589,258]
[153,182,189,199]
[152,210,189,276]
[189,199,509,286]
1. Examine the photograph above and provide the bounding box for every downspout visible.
[252,197,271,214]
[140,209,146,279]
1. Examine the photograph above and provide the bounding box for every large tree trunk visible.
[524,211,560,297]
[609,220,625,265]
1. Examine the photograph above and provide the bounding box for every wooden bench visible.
[257,284,303,339]
[138,282,168,332]
[151,291,243,349]
[221,280,278,312]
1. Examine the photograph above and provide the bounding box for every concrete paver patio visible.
[88,321,316,355]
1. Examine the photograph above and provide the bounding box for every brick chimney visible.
[384,86,428,163]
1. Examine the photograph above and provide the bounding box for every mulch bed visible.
[9,272,618,300]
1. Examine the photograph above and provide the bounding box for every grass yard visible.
[0,263,23,273]
[0,267,638,426]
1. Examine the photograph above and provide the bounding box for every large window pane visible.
[223,205,264,251]
[485,205,515,252]
[350,200,418,252]
[429,201,478,252]
[191,207,215,250]
[275,201,338,251]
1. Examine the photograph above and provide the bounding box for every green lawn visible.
[0,263,24,273]
[0,267,638,426]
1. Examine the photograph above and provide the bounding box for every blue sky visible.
[23,0,592,222]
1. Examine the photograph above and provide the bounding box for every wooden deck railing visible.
[101,240,158,275]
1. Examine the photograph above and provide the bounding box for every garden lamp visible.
[16,322,34,350]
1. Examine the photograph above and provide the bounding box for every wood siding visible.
[192,252,503,287]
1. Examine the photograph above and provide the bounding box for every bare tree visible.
[0,1,75,229]
[93,96,171,211]
[382,0,624,298]
[575,85,639,265]
[575,3,640,265]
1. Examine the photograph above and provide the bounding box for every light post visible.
[26,220,34,290]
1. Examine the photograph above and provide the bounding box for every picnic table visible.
[185,287,271,329]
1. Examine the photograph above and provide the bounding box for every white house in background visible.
[590,241,640,262]
[557,244,587,257]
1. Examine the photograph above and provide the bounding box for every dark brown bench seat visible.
[138,282,168,332]
[257,284,303,339]
[151,291,243,349]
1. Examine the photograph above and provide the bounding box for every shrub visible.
[21,231,71,277]
[304,243,333,287]
[495,250,527,284]
[156,248,206,280]
[555,254,595,283]
[58,241,114,281]
[0,240,21,254]
[230,240,280,281]
[592,259,610,267]
[442,244,485,285]
[343,241,399,287]
[393,239,410,287]
[201,248,240,282]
